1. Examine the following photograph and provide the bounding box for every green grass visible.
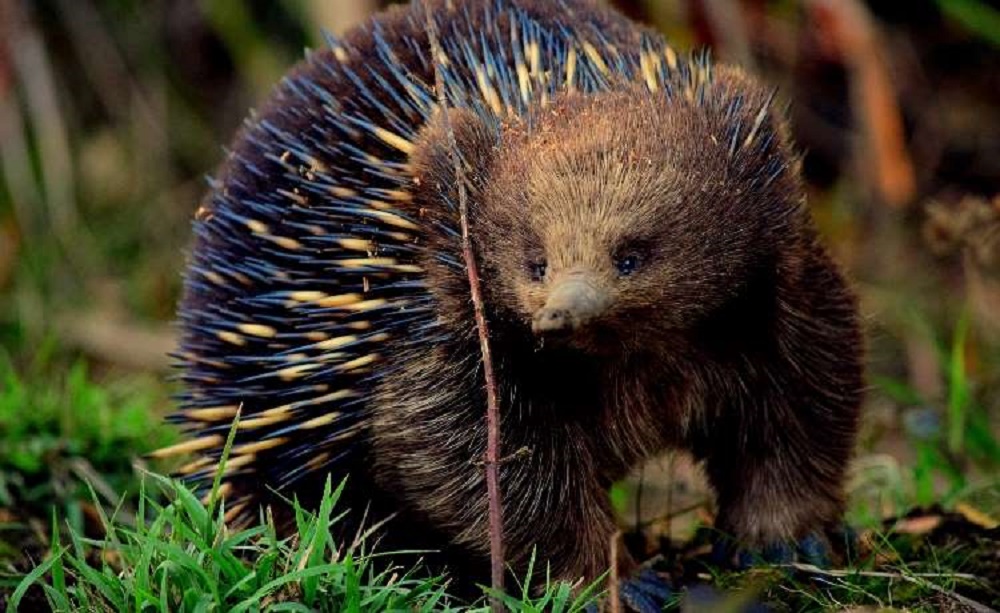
[8,471,997,612]
[700,533,998,611]
[9,476,456,612]
[6,474,602,613]
[0,370,603,612]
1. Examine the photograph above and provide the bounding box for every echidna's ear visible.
[410,107,497,206]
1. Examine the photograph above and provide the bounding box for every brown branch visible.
[423,5,506,608]
[608,531,622,613]
[785,564,994,613]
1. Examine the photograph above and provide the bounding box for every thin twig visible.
[423,5,506,608]
[609,530,622,613]
[785,563,995,613]
[631,499,712,531]
[665,453,675,542]
[782,563,979,581]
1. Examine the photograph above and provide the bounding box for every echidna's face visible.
[475,83,802,354]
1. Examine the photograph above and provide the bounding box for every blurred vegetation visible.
[1,0,999,610]
[0,356,173,520]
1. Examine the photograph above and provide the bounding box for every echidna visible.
[155,0,863,606]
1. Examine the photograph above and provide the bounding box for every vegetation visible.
[7,476,600,612]
[3,404,601,612]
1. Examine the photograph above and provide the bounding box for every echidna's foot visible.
[710,534,826,569]
[828,523,860,560]
[710,525,858,570]
[582,569,673,613]
[619,569,675,613]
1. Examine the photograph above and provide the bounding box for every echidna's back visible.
[158,0,661,520]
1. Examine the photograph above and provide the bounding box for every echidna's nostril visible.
[532,307,573,335]
[531,273,611,337]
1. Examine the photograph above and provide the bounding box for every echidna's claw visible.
[711,523,859,570]
[619,568,674,613]
[582,568,672,613]
[796,532,830,567]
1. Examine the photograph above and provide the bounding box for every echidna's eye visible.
[614,253,642,277]
[528,258,547,282]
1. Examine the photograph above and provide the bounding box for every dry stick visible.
[423,6,506,609]
[665,453,675,542]
[785,564,994,613]
[608,531,622,613]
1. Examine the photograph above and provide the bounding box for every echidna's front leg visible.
[504,460,672,612]
[574,505,673,612]
[703,431,850,567]
[699,259,863,566]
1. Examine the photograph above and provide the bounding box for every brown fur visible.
[392,72,863,582]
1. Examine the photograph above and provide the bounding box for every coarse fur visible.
[158,0,863,592]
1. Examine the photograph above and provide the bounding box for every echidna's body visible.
[160,0,863,594]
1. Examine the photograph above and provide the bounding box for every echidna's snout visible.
[532,272,610,337]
